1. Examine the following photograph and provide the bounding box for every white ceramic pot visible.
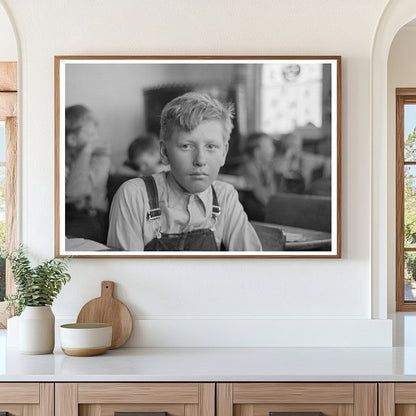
[19,305,55,354]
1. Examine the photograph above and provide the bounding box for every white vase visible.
[19,305,55,354]
[6,315,19,347]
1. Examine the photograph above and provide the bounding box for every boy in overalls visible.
[107,92,262,251]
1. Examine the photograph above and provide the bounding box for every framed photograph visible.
[55,56,341,258]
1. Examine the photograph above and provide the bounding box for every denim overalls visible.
[142,176,221,251]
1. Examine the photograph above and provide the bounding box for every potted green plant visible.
[3,245,71,354]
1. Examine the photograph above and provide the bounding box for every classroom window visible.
[260,63,324,134]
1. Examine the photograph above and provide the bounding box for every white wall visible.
[0,3,16,61]
[387,26,416,312]
[0,0,393,347]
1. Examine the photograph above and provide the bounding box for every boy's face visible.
[160,120,228,194]
[135,150,161,176]
[67,119,99,149]
[256,136,275,164]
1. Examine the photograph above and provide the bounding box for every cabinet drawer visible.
[56,383,215,416]
[218,383,376,416]
[0,383,39,403]
[78,383,200,404]
[0,383,53,416]
[80,404,186,416]
[379,383,416,415]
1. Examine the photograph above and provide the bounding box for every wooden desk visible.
[65,237,109,251]
[281,224,331,251]
[251,221,331,251]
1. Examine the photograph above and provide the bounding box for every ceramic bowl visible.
[60,323,112,356]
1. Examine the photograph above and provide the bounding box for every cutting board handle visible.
[101,281,114,298]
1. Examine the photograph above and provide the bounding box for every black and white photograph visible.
[55,56,341,257]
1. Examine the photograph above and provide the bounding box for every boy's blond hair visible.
[160,92,234,143]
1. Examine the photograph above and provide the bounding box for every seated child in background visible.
[107,92,262,251]
[65,104,111,244]
[238,132,277,222]
[118,133,167,176]
[273,132,329,194]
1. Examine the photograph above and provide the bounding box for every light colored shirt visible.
[239,159,276,206]
[107,172,262,251]
[65,152,110,211]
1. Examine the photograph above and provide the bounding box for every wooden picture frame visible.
[55,56,341,258]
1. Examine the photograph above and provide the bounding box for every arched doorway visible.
[371,0,416,318]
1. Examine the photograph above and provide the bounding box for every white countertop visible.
[2,339,416,382]
[2,313,416,382]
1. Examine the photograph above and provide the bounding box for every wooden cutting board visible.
[76,281,133,349]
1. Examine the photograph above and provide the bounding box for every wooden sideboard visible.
[5,381,416,416]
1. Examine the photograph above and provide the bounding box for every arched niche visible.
[371,0,416,319]
[386,17,416,313]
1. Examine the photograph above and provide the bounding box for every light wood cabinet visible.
[0,381,387,416]
[55,383,215,416]
[0,383,53,416]
[217,383,377,416]
[378,383,416,416]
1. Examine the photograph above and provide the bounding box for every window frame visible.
[0,61,17,328]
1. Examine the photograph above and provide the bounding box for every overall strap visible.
[144,176,220,221]
[143,176,161,220]
[211,185,221,218]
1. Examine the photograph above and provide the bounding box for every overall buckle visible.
[146,208,161,220]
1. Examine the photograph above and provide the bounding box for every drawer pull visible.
[270,413,323,416]
[115,412,168,416]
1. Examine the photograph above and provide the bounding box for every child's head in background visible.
[127,133,162,176]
